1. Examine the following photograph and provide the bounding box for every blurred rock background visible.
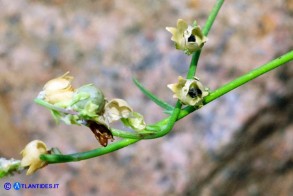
[0,0,292,195]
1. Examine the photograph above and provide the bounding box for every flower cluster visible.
[17,18,209,176]
[166,19,207,55]
[37,72,146,146]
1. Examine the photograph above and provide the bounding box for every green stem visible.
[143,101,182,139]
[111,128,157,139]
[202,0,225,36]
[41,139,139,163]
[41,102,182,163]
[186,50,201,79]
[110,102,182,139]
[204,50,293,104]
[180,50,293,118]
[186,0,225,79]
[111,50,293,139]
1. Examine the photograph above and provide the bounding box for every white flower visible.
[168,76,209,107]
[20,140,48,175]
[166,19,207,55]
[103,99,133,123]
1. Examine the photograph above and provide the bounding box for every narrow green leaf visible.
[163,109,174,115]
[132,78,174,111]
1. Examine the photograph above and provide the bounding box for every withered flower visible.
[86,120,114,147]
[103,99,133,123]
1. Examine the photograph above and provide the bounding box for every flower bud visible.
[20,140,48,175]
[72,84,105,117]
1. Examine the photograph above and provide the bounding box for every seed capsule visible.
[72,84,105,116]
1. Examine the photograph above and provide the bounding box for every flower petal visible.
[104,99,133,123]
[122,112,146,131]
[43,72,75,105]
[177,19,188,33]
[168,76,209,106]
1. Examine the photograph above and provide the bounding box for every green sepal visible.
[51,110,61,124]
[61,114,80,125]
[50,148,63,155]
[71,84,105,116]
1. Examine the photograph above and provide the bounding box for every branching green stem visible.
[203,50,293,104]
[87,50,293,141]
[39,0,293,164]
[39,0,226,164]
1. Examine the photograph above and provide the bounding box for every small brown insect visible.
[86,120,114,147]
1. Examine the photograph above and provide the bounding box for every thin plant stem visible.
[203,50,293,104]
[143,101,182,139]
[187,50,202,79]
[202,0,225,36]
[186,0,225,79]
[180,50,293,118]
[41,139,139,163]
